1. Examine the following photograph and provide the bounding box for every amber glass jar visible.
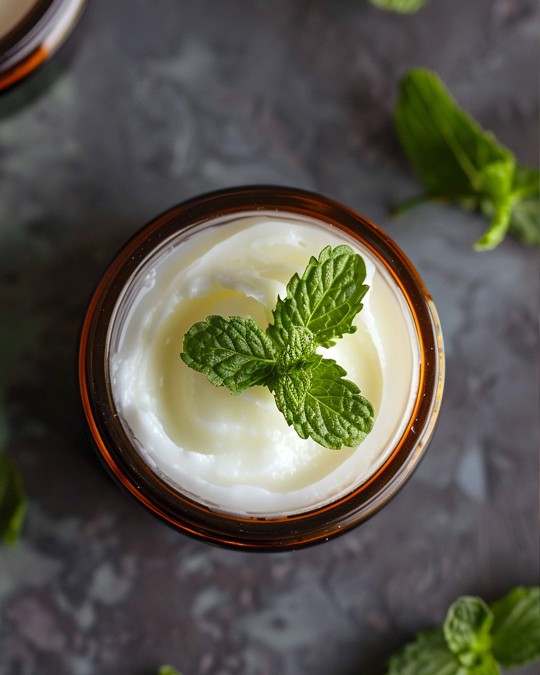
[0,0,85,91]
[79,187,444,551]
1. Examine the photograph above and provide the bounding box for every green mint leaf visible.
[0,451,27,546]
[386,628,500,675]
[511,165,540,201]
[369,0,429,12]
[387,628,463,675]
[276,325,317,374]
[443,597,493,667]
[466,655,500,675]
[181,316,277,395]
[508,166,540,246]
[510,198,540,246]
[395,69,512,199]
[490,586,540,668]
[474,160,515,250]
[268,245,368,350]
[394,68,539,250]
[159,667,182,675]
[271,357,374,449]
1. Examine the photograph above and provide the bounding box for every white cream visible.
[109,213,420,516]
[0,0,37,39]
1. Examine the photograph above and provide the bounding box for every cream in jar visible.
[109,213,420,516]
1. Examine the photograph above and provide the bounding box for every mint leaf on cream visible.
[272,358,374,450]
[394,68,540,250]
[181,246,374,449]
[181,315,277,395]
[268,245,369,349]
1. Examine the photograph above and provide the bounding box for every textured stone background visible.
[0,1,538,674]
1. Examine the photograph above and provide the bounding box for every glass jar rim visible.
[1,0,56,59]
[79,186,445,550]
[0,0,85,88]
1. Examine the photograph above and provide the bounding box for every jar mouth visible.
[79,186,445,550]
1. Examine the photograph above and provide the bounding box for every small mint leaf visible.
[271,357,374,449]
[268,245,368,350]
[443,596,493,667]
[510,197,540,246]
[511,165,540,201]
[387,628,462,675]
[0,451,27,546]
[276,326,317,374]
[466,654,500,675]
[181,316,277,395]
[158,667,182,675]
[490,586,540,668]
[508,166,540,246]
[474,161,515,250]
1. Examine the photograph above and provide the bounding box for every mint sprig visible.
[181,245,374,450]
[0,450,26,546]
[387,587,540,674]
[394,68,540,250]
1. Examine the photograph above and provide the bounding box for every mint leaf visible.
[395,69,512,199]
[271,358,374,450]
[159,667,182,675]
[387,627,500,675]
[465,655,500,675]
[276,325,317,374]
[181,316,277,395]
[474,161,516,250]
[369,0,429,12]
[387,629,463,675]
[0,451,26,546]
[268,245,368,349]
[490,587,540,668]
[508,167,540,246]
[394,68,539,250]
[443,597,493,667]
[510,198,540,246]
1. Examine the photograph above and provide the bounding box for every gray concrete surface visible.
[0,1,538,673]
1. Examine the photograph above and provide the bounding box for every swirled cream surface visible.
[109,213,420,516]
